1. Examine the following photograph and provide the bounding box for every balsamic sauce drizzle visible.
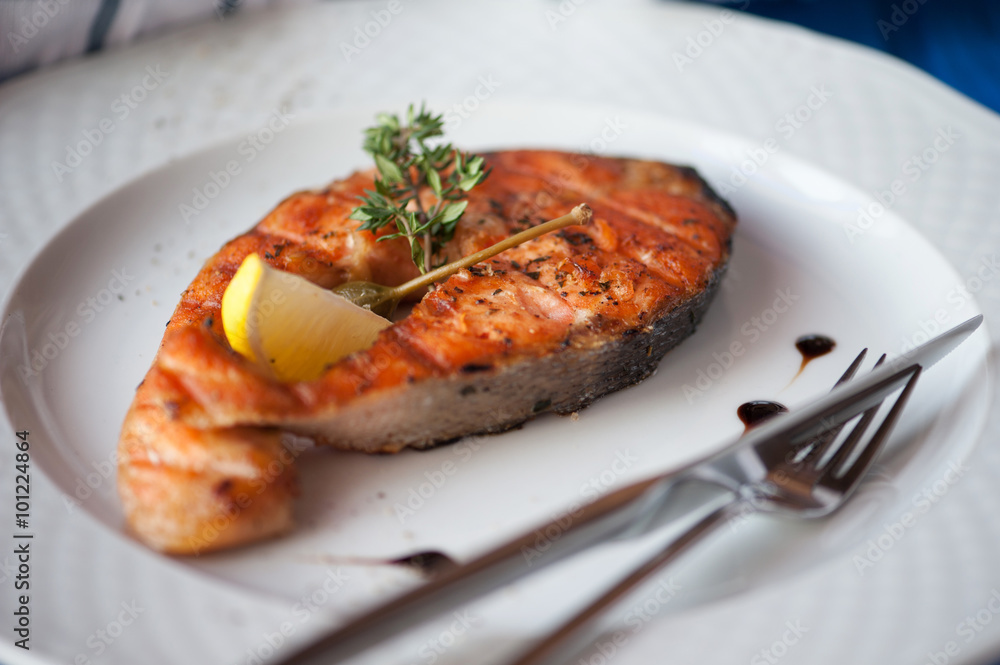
[737,334,835,432]
[737,400,788,431]
[390,550,456,576]
[795,334,836,374]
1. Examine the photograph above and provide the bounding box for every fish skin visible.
[117,150,736,553]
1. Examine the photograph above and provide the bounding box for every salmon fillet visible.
[117,150,736,553]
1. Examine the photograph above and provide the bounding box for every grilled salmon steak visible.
[117,150,736,553]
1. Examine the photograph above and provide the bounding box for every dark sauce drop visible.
[796,334,836,373]
[391,550,456,576]
[737,400,788,431]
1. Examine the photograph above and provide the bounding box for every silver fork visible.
[508,351,920,665]
[278,315,979,665]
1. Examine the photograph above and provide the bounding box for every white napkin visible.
[1,0,316,81]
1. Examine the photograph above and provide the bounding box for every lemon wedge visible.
[221,254,391,382]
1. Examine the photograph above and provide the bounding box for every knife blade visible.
[278,314,983,664]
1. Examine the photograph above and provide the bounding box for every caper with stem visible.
[332,203,593,319]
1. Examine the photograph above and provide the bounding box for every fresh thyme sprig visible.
[349,104,490,274]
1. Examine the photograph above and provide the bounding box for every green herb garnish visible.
[349,103,490,274]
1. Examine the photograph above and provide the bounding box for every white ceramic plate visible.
[1,2,999,664]
[0,102,990,654]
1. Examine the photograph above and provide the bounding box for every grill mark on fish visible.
[117,150,736,553]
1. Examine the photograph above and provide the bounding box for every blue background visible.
[694,2,999,661]
[698,0,1000,113]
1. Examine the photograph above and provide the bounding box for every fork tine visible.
[797,349,872,465]
[835,348,869,387]
[820,354,888,474]
[826,365,921,491]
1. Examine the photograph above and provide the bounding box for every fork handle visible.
[507,500,741,665]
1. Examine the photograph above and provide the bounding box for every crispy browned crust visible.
[117,150,736,553]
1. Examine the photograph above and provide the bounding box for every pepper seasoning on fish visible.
[117,150,736,553]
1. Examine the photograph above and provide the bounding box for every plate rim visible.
[1,3,999,662]
[0,100,991,607]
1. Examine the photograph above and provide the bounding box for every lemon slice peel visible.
[221,254,391,382]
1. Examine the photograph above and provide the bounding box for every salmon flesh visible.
[117,150,736,553]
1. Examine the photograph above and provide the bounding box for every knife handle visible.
[278,475,672,664]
